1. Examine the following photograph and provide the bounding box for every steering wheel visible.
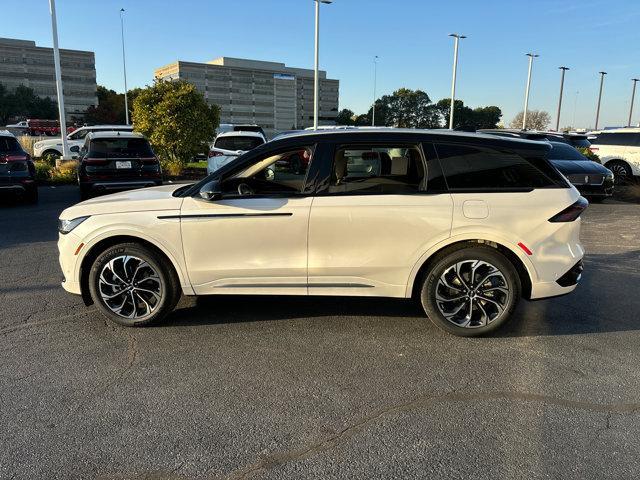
[237,182,254,196]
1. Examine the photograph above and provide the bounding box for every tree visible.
[435,99,502,130]
[510,110,551,130]
[132,80,220,168]
[369,88,439,128]
[472,106,502,129]
[84,85,143,125]
[335,108,355,126]
[0,84,58,124]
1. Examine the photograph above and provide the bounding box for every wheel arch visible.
[408,239,533,301]
[78,234,188,306]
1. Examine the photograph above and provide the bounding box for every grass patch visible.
[185,161,207,169]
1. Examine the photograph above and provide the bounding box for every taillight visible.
[549,197,589,222]
[589,147,599,153]
[208,150,224,158]
[4,154,29,162]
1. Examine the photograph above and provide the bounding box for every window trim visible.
[314,141,430,197]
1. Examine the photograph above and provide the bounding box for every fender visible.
[404,230,538,298]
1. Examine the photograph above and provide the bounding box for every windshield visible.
[214,136,264,151]
[87,138,154,158]
[0,137,22,153]
[548,143,587,161]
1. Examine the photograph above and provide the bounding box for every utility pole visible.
[120,8,129,125]
[522,53,539,130]
[313,0,332,130]
[48,0,69,159]
[595,71,607,130]
[555,66,569,131]
[628,78,639,127]
[448,34,466,130]
[372,55,378,126]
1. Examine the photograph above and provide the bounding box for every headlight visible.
[58,216,89,234]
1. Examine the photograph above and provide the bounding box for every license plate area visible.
[116,161,132,169]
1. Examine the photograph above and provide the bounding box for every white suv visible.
[588,128,640,182]
[33,125,133,161]
[58,129,586,337]
[207,131,266,174]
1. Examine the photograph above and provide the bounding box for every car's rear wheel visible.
[420,245,521,337]
[88,243,180,327]
[606,160,632,184]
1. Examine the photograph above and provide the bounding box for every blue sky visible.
[4,0,640,129]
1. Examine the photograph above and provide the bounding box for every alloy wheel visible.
[435,260,510,328]
[98,255,163,319]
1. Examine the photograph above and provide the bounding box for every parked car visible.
[216,123,266,138]
[0,130,37,203]
[207,131,266,174]
[77,131,162,200]
[5,119,70,137]
[547,141,614,201]
[34,124,133,162]
[480,129,592,149]
[587,128,640,182]
[58,129,586,336]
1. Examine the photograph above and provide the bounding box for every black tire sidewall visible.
[88,243,177,327]
[421,246,521,337]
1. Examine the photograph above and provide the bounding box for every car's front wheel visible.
[606,160,633,184]
[420,245,521,337]
[88,243,180,327]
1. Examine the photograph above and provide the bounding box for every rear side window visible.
[591,133,640,146]
[435,143,558,191]
[88,138,154,158]
[215,136,264,151]
[0,136,22,153]
[329,145,425,195]
[548,143,587,161]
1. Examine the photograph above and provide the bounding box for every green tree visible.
[370,88,439,128]
[132,80,220,169]
[335,108,355,126]
[85,85,144,125]
[436,99,502,130]
[0,84,58,123]
[472,106,502,129]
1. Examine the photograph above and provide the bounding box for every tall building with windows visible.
[155,57,339,138]
[0,37,98,120]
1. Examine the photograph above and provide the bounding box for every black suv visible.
[0,131,37,203]
[78,131,162,200]
[480,129,591,149]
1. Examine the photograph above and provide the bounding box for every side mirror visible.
[199,179,222,201]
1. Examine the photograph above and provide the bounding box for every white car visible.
[588,128,640,182]
[207,131,266,174]
[33,124,133,161]
[58,129,586,337]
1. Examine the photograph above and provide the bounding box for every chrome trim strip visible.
[157,213,293,220]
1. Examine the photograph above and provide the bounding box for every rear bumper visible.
[530,259,583,299]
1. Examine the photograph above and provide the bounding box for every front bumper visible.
[58,232,82,295]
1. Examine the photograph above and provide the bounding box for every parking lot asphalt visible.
[1,185,639,480]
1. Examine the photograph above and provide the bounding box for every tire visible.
[88,243,181,327]
[420,245,521,337]
[606,160,632,185]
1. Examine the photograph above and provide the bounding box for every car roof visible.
[86,131,146,140]
[78,124,134,130]
[215,130,264,139]
[0,129,16,138]
[589,127,640,134]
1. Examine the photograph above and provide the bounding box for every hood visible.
[550,159,612,175]
[60,184,186,219]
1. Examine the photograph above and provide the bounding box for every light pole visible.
[372,55,378,126]
[313,0,332,130]
[595,71,607,130]
[555,66,569,132]
[448,33,466,130]
[522,53,539,130]
[48,0,69,160]
[628,78,639,127]
[120,8,129,125]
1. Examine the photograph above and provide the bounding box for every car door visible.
[308,141,453,298]
[180,143,318,295]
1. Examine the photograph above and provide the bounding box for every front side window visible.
[435,143,556,191]
[328,145,425,195]
[222,146,314,196]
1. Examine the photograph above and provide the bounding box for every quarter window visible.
[435,143,555,190]
[329,145,425,195]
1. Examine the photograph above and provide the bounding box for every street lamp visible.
[628,78,639,127]
[448,34,466,130]
[313,0,332,130]
[48,0,70,160]
[120,8,129,125]
[522,53,539,130]
[555,66,569,132]
[594,71,607,130]
[372,55,379,126]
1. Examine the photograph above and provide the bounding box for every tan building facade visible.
[155,57,339,138]
[0,38,97,120]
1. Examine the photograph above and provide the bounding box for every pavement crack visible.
[223,390,640,479]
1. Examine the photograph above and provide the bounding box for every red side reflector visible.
[518,242,533,256]
[549,197,589,223]
[74,243,84,256]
